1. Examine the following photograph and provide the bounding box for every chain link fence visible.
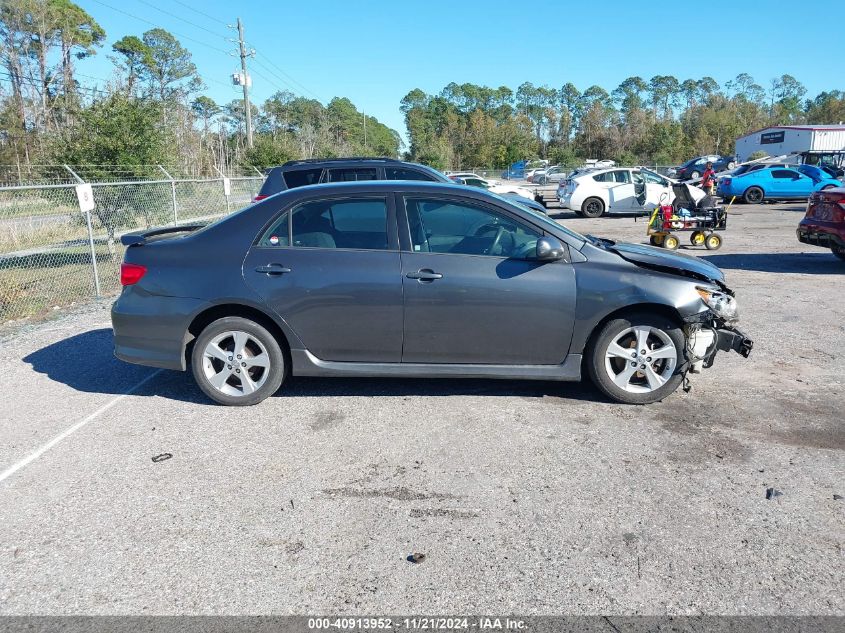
[0,167,263,324]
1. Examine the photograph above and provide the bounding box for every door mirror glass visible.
[535,237,565,261]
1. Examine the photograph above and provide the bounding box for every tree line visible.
[401,77,845,170]
[2,0,844,180]
[0,0,399,181]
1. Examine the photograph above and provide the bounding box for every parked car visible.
[797,187,845,261]
[497,191,549,215]
[112,180,752,406]
[558,167,706,217]
[716,163,797,187]
[537,166,568,185]
[670,155,737,180]
[525,167,547,183]
[253,157,449,201]
[716,165,842,203]
[451,174,535,201]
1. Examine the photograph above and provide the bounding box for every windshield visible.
[486,191,585,242]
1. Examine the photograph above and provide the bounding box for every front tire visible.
[581,197,606,218]
[743,186,764,204]
[191,316,285,406]
[587,312,685,405]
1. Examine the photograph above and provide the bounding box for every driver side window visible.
[404,197,541,258]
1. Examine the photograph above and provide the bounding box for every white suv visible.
[558,167,705,217]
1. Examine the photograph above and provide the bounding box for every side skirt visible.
[290,349,582,382]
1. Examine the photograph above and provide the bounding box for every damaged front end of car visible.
[682,284,753,376]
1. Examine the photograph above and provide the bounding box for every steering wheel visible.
[471,222,506,254]
[487,226,506,255]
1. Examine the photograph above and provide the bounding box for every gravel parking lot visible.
[1,201,842,615]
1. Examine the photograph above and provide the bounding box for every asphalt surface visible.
[0,201,843,615]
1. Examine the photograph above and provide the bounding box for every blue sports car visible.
[717,165,842,203]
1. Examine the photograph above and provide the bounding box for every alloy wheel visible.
[202,330,271,397]
[603,325,677,393]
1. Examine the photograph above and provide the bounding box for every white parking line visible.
[0,369,162,485]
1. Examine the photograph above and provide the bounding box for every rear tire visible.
[705,233,723,250]
[581,197,606,218]
[587,312,685,405]
[191,316,285,406]
[743,186,764,204]
[690,170,701,180]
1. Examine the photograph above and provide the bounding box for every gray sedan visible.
[112,181,752,406]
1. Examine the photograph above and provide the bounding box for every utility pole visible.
[235,17,253,149]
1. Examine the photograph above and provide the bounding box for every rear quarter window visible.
[283,168,324,188]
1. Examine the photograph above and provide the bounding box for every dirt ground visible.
[0,201,842,615]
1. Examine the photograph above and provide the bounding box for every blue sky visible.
[78,0,843,143]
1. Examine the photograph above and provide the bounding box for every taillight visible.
[253,194,268,202]
[120,262,147,286]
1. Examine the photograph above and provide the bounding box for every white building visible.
[735,124,845,163]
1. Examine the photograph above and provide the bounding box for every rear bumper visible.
[111,290,210,371]
[796,222,845,249]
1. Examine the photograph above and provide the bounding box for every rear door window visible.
[326,168,378,182]
[290,198,389,250]
[592,171,614,182]
[283,167,323,189]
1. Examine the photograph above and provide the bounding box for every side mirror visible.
[535,236,565,261]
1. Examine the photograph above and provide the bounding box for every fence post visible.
[64,165,101,298]
[214,166,231,214]
[157,165,178,224]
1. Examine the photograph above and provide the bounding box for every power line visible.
[132,0,229,41]
[251,52,324,102]
[170,0,227,25]
[88,0,231,55]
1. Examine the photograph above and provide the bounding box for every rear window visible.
[283,168,323,189]
[385,167,437,181]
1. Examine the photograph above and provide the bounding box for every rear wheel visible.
[727,161,736,170]
[705,233,723,250]
[191,316,285,406]
[832,244,845,261]
[689,170,701,180]
[649,234,665,246]
[581,197,606,218]
[587,312,685,405]
[690,231,706,246]
[743,186,764,204]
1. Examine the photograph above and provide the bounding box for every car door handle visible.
[255,264,291,275]
[406,269,443,281]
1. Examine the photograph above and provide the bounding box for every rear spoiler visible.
[120,223,206,247]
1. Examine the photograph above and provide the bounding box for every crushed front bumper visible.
[715,326,753,358]
[700,325,753,370]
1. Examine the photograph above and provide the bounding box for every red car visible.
[798,186,845,261]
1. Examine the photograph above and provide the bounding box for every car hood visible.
[606,240,726,284]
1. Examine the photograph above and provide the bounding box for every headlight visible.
[697,286,739,321]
